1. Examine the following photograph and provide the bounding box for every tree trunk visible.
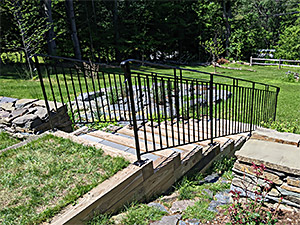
[13,1,33,78]
[84,1,94,60]
[223,0,231,57]
[65,0,82,59]
[113,0,121,62]
[43,0,57,56]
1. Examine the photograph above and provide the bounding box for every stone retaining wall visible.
[231,128,300,209]
[0,97,72,137]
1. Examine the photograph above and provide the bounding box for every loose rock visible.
[148,202,169,213]
[170,200,196,213]
[150,214,181,225]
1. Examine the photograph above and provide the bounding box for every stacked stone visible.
[230,139,300,209]
[0,97,72,136]
[69,85,232,124]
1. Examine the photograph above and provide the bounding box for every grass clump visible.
[182,200,216,222]
[0,131,21,150]
[88,203,167,225]
[121,203,167,225]
[211,156,236,175]
[0,134,129,224]
[178,172,231,222]
[177,171,230,201]
[87,214,115,225]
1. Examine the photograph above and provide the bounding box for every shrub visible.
[261,120,300,134]
[282,71,299,83]
[212,156,236,175]
[228,163,281,225]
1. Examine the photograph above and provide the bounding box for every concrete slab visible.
[101,140,130,151]
[80,134,104,143]
[142,153,160,161]
[235,139,300,175]
[124,147,160,161]
[117,133,134,139]
[124,147,137,155]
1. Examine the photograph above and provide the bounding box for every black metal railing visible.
[120,59,280,161]
[35,55,280,162]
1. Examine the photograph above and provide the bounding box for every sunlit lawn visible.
[0,63,299,127]
[0,134,129,224]
[0,131,21,150]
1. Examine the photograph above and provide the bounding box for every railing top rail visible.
[121,59,280,90]
[32,54,279,91]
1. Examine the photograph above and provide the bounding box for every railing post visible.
[278,58,281,69]
[34,55,54,131]
[121,61,142,163]
[209,74,214,145]
[249,82,255,135]
[250,56,253,66]
[174,69,180,119]
[273,87,280,121]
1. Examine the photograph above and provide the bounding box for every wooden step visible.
[142,121,236,147]
[147,118,249,139]
[52,130,138,163]
[117,126,200,154]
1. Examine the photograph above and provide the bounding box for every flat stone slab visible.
[253,127,300,146]
[0,102,15,111]
[150,214,181,225]
[281,184,300,194]
[15,99,38,108]
[233,162,283,185]
[147,202,169,213]
[0,97,18,103]
[170,200,195,213]
[235,139,300,176]
[287,176,300,188]
[33,100,63,111]
[12,114,39,127]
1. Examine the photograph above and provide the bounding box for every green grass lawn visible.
[140,63,300,128]
[1,63,299,132]
[0,134,129,224]
[0,131,21,150]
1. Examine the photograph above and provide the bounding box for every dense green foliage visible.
[275,15,300,60]
[0,134,129,224]
[1,0,299,62]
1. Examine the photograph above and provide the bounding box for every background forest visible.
[1,0,300,64]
